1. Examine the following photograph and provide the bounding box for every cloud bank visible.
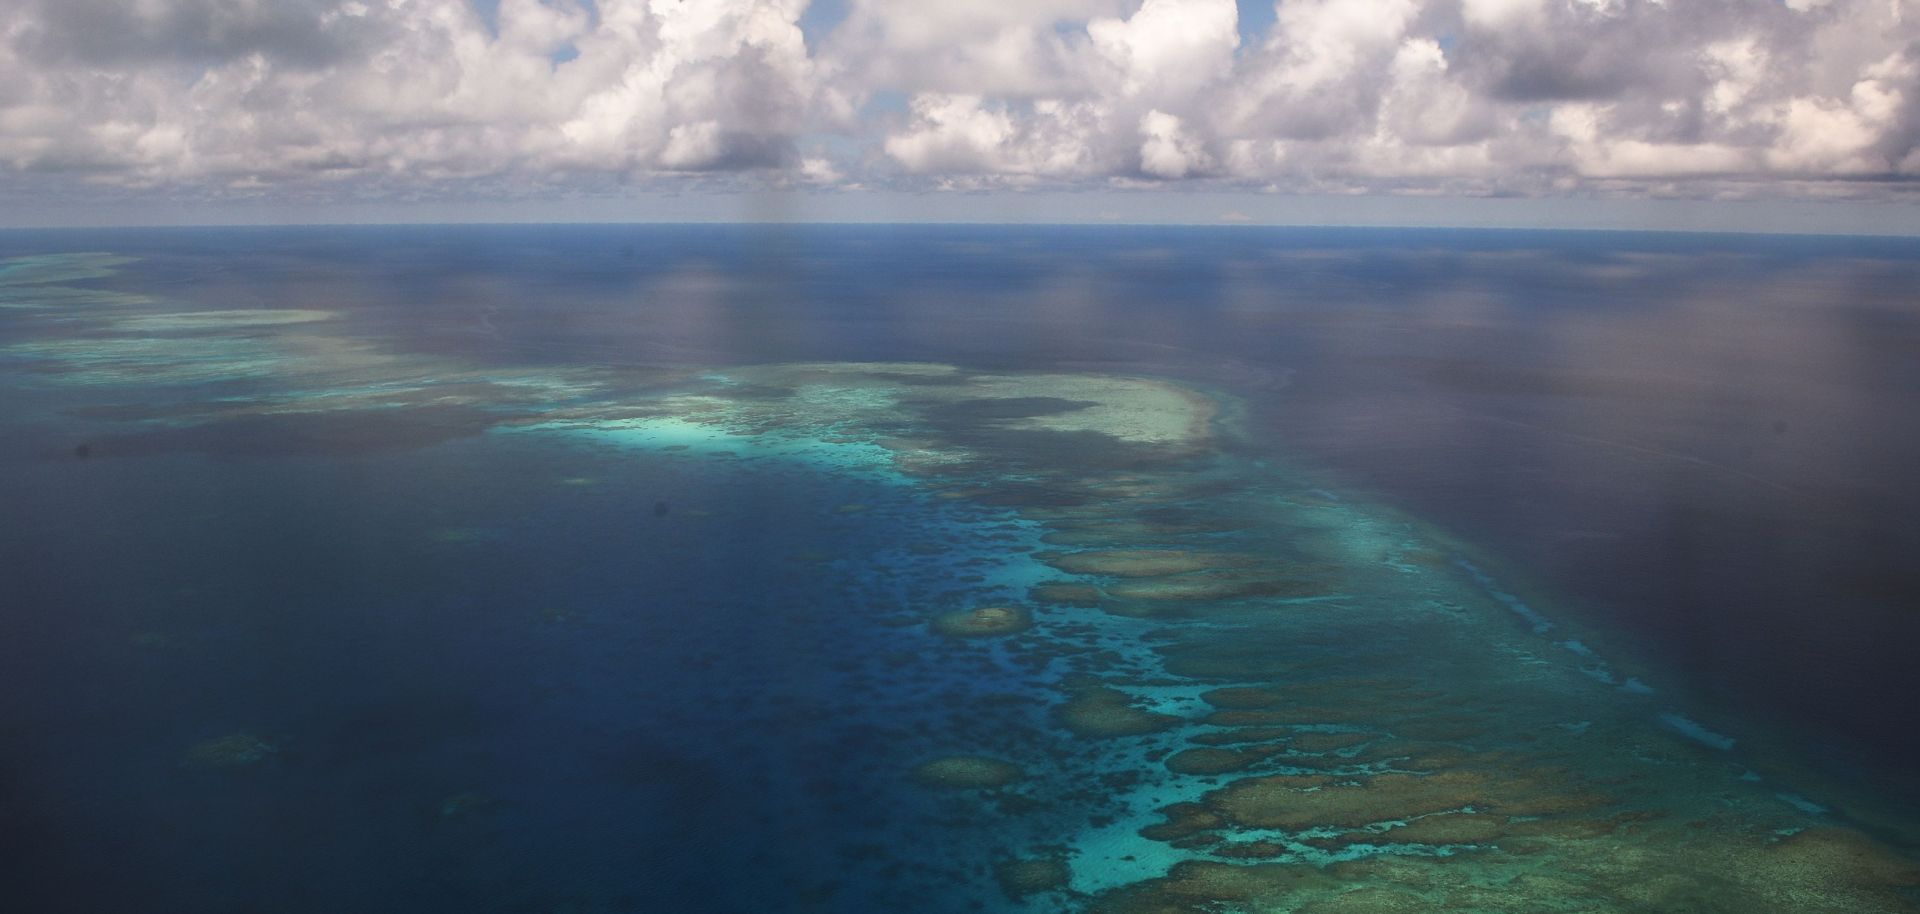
[2,0,1917,205]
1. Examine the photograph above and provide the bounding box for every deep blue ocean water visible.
[2,225,1917,912]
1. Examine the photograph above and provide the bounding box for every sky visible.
[2,0,1918,231]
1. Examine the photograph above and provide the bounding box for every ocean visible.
[2,224,1917,913]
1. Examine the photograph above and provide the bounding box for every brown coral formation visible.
[994,857,1071,899]
[911,755,1026,789]
[1164,746,1282,776]
[1055,684,1181,738]
[1139,803,1226,842]
[1038,549,1247,578]
[1104,570,1328,603]
[930,605,1033,637]
[1206,768,1613,832]
[1315,826,1920,914]
[1210,840,1289,859]
[1289,731,1375,753]
[1090,861,1335,914]
[1197,687,1286,710]
[1296,888,1431,914]
[1377,812,1510,845]
[1099,824,1920,914]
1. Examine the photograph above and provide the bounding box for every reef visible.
[1037,549,1247,578]
[1205,766,1615,832]
[1027,581,1105,606]
[16,251,1920,913]
[930,605,1034,638]
[1090,826,1920,914]
[993,858,1071,899]
[1054,682,1182,738]
[0,252,135,285]
[911,755,1026,789]
[1163,746,1280,776]
[437,792,498,819]
[1373,812,1509,845]
[1089,861,1338,914]
[180,733,278,770]
[1102,569,1330,605]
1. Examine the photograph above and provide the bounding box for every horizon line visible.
[4,219,1920,240]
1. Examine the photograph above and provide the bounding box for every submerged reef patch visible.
[180,733,278,770]
[1164,746,1281,776]
[0,252,142,298]
[1028,581,1105,606]
[931,605,1034,638]
[1055,682,1182,738]
[913,755,1027,789]
[110,309,337,332]
[1037,549,1247,578]
[994,858,1072,899]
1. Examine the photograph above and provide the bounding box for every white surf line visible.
[1460,550,1753,754]
[1456,551,1845,821]
[1454,559,1556,636]
[1455,556,1665,700]
[1658,713,1738,751]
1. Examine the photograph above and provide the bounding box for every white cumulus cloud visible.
[0,0,1916,206]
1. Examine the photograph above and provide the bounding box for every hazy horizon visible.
[6,194,1920,236]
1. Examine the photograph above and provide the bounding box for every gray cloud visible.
[1449,0,1733,103]
[15,0,376,69]
[1873,42,1920,168]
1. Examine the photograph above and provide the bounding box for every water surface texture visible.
[2,226,1918,913]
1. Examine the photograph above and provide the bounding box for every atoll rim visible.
[7,239,1919,914]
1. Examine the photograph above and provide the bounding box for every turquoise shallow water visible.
[1,227,1918,912]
